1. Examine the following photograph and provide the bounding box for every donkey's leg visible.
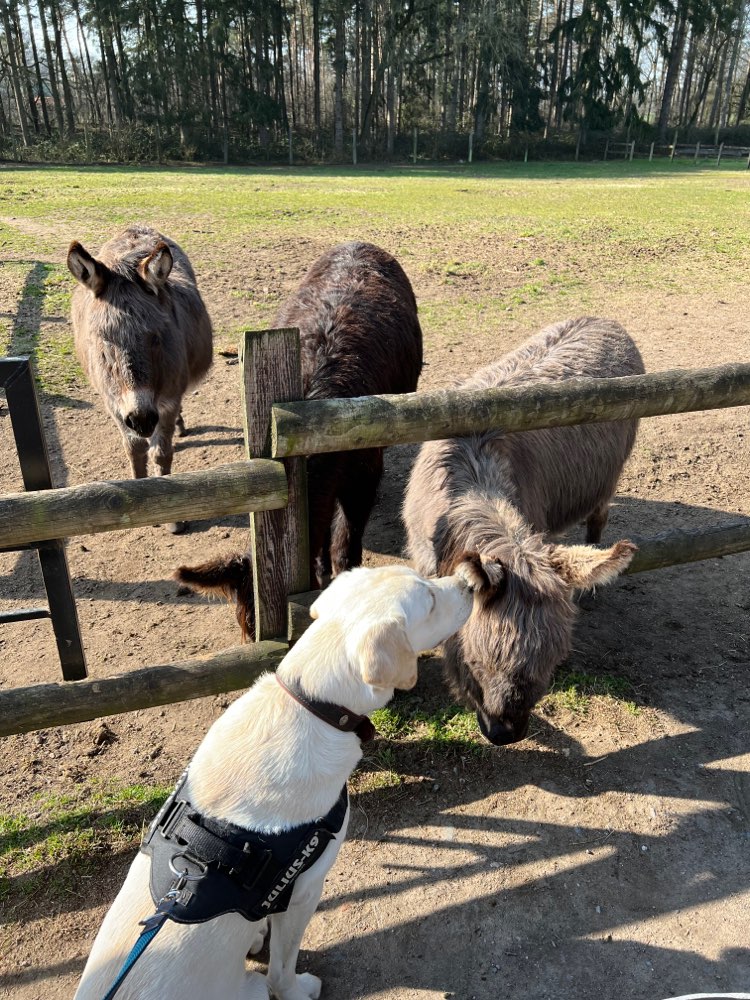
[149,404,185,533]
[330,449,383,576]
[175,411,187,437]
[306,454,342,589]
[119,419,149,479]
[585,500,610,545]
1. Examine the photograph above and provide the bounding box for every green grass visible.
[545,667,640,715]
[0,780,170,908]
[371,698,486,753]
[1,160,748,393]
[0,260,83,396]
[0,161,748,269]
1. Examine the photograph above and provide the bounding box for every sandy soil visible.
[1,218,749,1000]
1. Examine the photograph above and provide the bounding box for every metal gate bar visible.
[1,357,86,680]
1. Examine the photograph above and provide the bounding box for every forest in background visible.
[1,0,749,164]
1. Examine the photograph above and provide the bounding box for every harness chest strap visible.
[140,771,349,924]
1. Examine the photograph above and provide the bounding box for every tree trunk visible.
[73,0,101,123]
[50,0,76,132]
[312,0,321,143]
[657,3,687,144]
[0,0,32,145]
[25,1,51,134]
[13,4,41,134]
[333,1,346,157]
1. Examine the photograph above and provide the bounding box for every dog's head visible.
[307,560,485,702]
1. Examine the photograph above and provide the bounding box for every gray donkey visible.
[403,317,643,745]
[67,225,212,532]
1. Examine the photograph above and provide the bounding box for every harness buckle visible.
[159,798,189,840]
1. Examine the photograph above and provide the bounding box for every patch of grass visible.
[0,779,170,906]
[545,667,640,716]
[372,699,486,754]
[34,329,84,395]
[0,260,84,394]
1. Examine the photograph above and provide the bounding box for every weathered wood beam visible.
[0,640,288,737]
[626,520,750,574]
[0,460,288,548]
[271,363,750,457]
[242,329,310,641]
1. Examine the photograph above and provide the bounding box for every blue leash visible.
[100,883,185,1000]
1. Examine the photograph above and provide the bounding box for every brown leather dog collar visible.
[276,675,376,743]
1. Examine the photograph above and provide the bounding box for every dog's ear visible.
[354,618,418,691]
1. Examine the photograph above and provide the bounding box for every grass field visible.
[2,159,749,398]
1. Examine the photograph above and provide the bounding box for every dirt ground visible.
[1,212,749,1000]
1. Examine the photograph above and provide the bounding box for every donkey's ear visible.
[67,241,109,297]
[139,241,173,291]
[549,540,637,590]
[354,617,418,691]
[452,551,505,594]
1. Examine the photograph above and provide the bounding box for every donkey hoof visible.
[168,521,187,534]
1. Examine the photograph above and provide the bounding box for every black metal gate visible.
[1,356,86,680]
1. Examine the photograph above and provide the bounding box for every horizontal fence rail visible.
[271,363,750,457]
[0,641,288,738]
[0,459,288,548]
[626,520,750,574]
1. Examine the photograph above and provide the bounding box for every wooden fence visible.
[3,334,750,737]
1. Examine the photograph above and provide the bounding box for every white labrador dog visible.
[75,560,486,1000]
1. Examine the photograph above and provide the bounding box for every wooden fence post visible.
[242,329,310,640]
[352,129,357,165]
[649,141,654,161]
[603,139,609,161]
[412,127,418,164]
[716,142,724,166]
[629,140,635,161]
[671,129,678,160]
[694,141,700,163]
[288,125,293,165]
[468,130,474,163]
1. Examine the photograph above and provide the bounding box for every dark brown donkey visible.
[67,224,213,532]
[176,240,423,637]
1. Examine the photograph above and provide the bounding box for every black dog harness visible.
[99,677,373,1000]
[140,769,348,924]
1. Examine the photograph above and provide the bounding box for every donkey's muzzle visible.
[477,710,530,746]
[125,407,159,438]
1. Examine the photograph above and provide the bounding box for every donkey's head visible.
[68,239,175,438]
[443,535,636,746]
